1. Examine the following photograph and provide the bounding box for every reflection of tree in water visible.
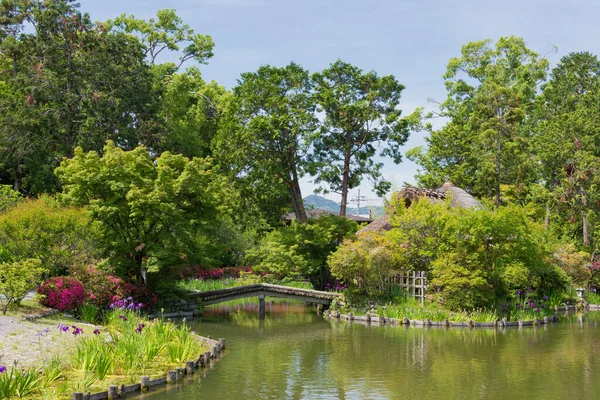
[176,310,600,400]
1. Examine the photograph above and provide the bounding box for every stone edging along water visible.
[325,304,600,328]
[71,335,225,400]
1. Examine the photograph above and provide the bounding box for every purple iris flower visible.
[72,326,83,336]
[516,289,522,295]
[119,315,127,321]
[93,329,101,335]
[0,366,6,373]
[57,323,69,332]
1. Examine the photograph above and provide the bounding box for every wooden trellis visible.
[385,271,427,304]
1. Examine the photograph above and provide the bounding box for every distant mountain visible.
[303,195,385,218]
[303,194,340,212]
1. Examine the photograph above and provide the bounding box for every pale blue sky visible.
[80,0,600,207]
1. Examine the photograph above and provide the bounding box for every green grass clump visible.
[585,289,600,305]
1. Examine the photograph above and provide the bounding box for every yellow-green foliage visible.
[328,232,402,296]
[552,244,591,285]
[0,259,46,314]
[0,196,99,276]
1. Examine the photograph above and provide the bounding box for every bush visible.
[329,232,402,297]
[72,265,158,309]
[37,276,86,312]
[0,196,100,276]
[0,185,22,214]
[248,215,358,289]
[0,259,46,314]
[72,265,127,308]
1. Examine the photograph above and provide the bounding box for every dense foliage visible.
[55,141,228,285]
[249,215,358,289]
[330,200,569,310]
[0,196,99,276]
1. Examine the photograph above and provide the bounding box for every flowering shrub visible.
[37,277,86,312]
[179,266,252,281]
[72,265,158,309]
[121,282,158,308]
[72,265,127,308]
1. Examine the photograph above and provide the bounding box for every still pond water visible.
[136,300,600,400]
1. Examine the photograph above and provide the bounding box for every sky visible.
[80,0,600,208]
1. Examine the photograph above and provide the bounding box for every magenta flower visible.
[119,315,127,321]
[93,329,101,335]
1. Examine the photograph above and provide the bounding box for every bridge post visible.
[258,295,265,321]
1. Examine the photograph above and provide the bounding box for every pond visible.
[135,300,600,399]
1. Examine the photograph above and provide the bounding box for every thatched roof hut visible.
[356,182,482,235]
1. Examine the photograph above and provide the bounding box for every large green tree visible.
[216,63,315,223]
[310,60,414,216]
[0,0,154,193]
[409,36,548,206]
[55,141,227,285]
[532,52,600,247]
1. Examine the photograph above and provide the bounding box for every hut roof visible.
[282,208,374,223]
[356,182,482,235]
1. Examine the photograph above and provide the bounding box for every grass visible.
[334,286,570,323]
[77,303,101,324]
[0,308,210,398]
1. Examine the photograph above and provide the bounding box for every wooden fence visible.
[384,271,427,304]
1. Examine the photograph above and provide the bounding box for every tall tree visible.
[310,60,413,217]
[215,63,315,223]
[533,52,600,246]
[0,0,154,193]
[409,36,548,206]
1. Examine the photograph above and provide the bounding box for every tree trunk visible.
[495,126,502,208]
[13,164,23,192]
[289,162,307,223]
[544,203,551,229]
[340,151,351,217]
[582,211,590,247]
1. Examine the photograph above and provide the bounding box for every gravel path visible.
[0,314,97,368]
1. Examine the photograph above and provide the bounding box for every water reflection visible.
[133,300,600,400]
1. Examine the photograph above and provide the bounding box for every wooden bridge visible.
[191,284,341,320]
[193,283,341,306]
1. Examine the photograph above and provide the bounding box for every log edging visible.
[326,310,564,329]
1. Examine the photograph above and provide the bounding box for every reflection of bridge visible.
[192,284,342,319]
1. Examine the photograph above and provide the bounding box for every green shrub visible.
[0,259,46,314]
[0,185,22,214]
[0,196,100,276]
[248,215,358,289]
[329,232,401,297]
